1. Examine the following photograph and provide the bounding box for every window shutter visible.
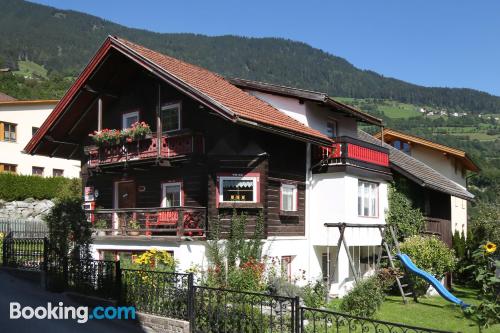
[0,122,4,141]
[0,164,4,172]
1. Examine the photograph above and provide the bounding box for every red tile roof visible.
[0,92,16,102]
[114,37,330,143]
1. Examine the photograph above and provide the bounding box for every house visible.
[24,36,474,297]
[373,128,478,236]
[0,95,80,177]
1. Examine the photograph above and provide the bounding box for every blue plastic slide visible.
[396,253,469,308]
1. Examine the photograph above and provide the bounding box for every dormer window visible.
[392,140,410,154]
[161,102,181,132]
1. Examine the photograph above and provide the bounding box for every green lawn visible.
[13,60,48,79]
[330,286,499,332]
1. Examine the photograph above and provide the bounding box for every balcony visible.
[85,131,204,167]
[312,136,390,172]
[88,206,207,240]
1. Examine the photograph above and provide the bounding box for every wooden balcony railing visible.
[88,206,207,239]
[313,136,389,169]
[85,132,204,167]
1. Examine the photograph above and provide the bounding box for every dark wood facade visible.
[84,68,307,239]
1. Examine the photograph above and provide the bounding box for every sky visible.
[30,0,500,96]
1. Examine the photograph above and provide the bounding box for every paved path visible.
[0,270,145,333]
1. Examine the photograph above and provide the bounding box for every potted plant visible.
[93,219,107,236]
[128,219,141,236]
[89,128,123,147]
[128,121,152,141]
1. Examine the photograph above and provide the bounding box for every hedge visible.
[0,173,81,201]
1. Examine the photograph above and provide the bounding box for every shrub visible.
[399,235,456,298]
[386,185,425,240]
[302,280,328,308]
[132,248,177,272]
[339,275,385,318]
[0,173,81,201]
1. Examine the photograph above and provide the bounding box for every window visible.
[53,169,64,177]
[326,120,337,139]
[392,140,410,154]
[281,256,293,282]
[358,180,378,217]
[161,103,181,132]
[281,183,297,212]
[0,122,17,142]
[32,166,44,176]
[0,163,16,173]
[161,182,182,207]
[219,176,258,203]
[122,111,139,129]
[321,248,339,283]
[32,127,39,136]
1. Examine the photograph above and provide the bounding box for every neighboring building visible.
[0,97,80,177]
[373,128,479,235]
[24,36,476,297]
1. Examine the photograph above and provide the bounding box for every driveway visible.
[0,270,145,333]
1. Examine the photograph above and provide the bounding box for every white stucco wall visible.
[451,196,467,236]
[410,145,466,188]
[245,91,358,138]
[0,102,80,178]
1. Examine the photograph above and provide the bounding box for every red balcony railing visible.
[86,132,204,167]
[313,136,389,169]
[88,206,207,239]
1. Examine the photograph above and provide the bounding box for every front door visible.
[116,181,136,209]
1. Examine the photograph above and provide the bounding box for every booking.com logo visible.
[10,302,136,324]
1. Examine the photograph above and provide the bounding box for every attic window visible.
[161,103,181,132]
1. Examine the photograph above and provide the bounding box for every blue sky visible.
[30,0,500,96]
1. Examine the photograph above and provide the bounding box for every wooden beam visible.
[97,97,103,131]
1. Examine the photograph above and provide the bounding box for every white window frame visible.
[357,180,378,217]
[280,183,298,212]
[122,111,139,129]
[219,176,258,203]
[160,102,182,133]
[161,182,183,208]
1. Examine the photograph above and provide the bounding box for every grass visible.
[13,60,48,79]
[330,285,499,332]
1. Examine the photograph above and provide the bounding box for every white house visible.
[0,95,80,177]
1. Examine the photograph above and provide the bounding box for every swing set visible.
[323,222,410,304]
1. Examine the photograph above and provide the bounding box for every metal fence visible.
[1,233,45,270]
[193,286,299,333]
[300,307,450,333]
[121,269,192,320]
[0,218,48,238]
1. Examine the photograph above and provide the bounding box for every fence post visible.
[294,296,300,333]
[187,272,194,332]
[115,260,122,302]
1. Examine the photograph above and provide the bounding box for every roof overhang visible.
[25,37,331,156]
[0,99,59,107]
[229,77,383,126]
[374,128,480,172]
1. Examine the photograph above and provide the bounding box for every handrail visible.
[93,206,206,213]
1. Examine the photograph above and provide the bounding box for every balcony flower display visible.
[89,122,152,146]
[89,129,122,146]
[124,121,152,142]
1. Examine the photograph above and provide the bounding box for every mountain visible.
[1,0,500,114]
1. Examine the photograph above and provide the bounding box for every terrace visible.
[89,206,207,240]
[312,136,390,173]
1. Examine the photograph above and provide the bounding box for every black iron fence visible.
[1,238,451,333]
[300,307,449,333]
[121,269,192,320]
[193,286,298,333]
[2,233,45,270]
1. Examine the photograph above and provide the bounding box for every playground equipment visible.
[324,222,469,307]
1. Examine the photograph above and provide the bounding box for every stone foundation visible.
[137,312,190,333]
[0,198,54,220]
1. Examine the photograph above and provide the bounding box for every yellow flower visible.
[484,242,497,254]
